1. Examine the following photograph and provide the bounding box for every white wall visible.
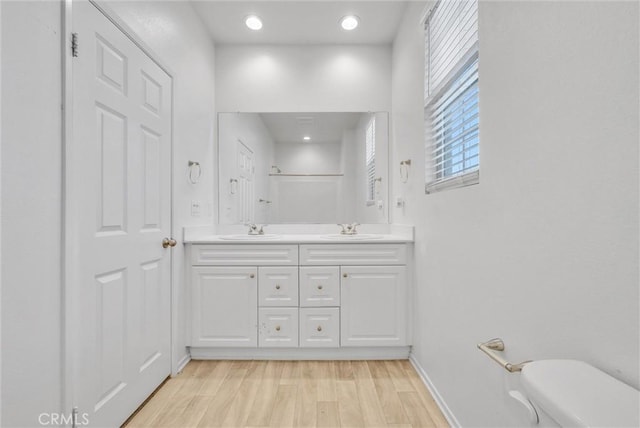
[272,142,344,223]
[391,1,639,426]
[104,0,217,373]
[1,2,63,426]
[341,129,358,222]
[1,2,215,425]
[218,113,274,224]
[215,44,391,112]
[275,142,342,174]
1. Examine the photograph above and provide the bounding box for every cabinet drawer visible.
[258,308,299,348]
[191,244,298,266]
[258,267,299,307]
[299,244,406,266]
[299,308,340,348]
[299,266,340,307]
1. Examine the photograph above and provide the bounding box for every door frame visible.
[61,0,177,419]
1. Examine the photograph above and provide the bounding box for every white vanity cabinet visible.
[188,244,298,348]
[188,241,410,357]
[299,244,408,348]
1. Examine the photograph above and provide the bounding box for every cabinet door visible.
[340,266,407,347]
[191,267,257,347]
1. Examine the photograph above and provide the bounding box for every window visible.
[365,116,376,203]
[424,0,479,194]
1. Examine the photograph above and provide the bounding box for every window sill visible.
[425,170,479,194]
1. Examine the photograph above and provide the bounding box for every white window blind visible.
[365,117,376,202]
[424,0,479,193]
[425,0,478,98]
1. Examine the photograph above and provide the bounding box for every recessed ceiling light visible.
[245,15,263,31]
[303,136,311,141]
[340,15,359,31]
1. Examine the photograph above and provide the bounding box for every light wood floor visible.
[124,360,449,428]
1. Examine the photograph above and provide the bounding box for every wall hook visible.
[229,178,238,195]
[187,161,201,184]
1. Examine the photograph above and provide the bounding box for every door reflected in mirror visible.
[218,112,389,224]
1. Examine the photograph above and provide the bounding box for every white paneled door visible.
[69,2,172,426]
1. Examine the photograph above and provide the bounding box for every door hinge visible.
[71,33,79,57]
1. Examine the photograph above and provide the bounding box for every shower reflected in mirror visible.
[217,112,389,224]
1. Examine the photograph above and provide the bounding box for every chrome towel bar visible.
[477,338,531,373]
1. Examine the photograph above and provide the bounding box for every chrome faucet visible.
[337,223,360,235]
[247,224,265,235]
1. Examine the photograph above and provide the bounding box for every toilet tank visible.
[521,360,640,427]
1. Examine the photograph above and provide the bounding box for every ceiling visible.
[259,112,363,144]
[190,1,408,45]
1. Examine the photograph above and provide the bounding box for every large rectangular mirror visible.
[218,112,389,224]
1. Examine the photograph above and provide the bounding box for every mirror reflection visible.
[218,112,389,224]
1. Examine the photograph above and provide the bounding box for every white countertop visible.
[182,224,415,244]
[184,233,413,244]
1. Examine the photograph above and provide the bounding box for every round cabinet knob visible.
[317,285,323,290]
[317,326,323,332]
[343,273,348,278]
[275,325,281,332]
[250,274,255,278]
[275,285,281,290]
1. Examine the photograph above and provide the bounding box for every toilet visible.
[520,360,640,427]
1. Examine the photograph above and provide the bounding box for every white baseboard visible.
[409,354,461,428]
[189,346,411,360]
[174,353,191,376]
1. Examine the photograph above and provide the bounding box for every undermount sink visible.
[321,234,384,240]
[218,234,281,241]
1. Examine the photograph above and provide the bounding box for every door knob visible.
[162,237,177,248]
